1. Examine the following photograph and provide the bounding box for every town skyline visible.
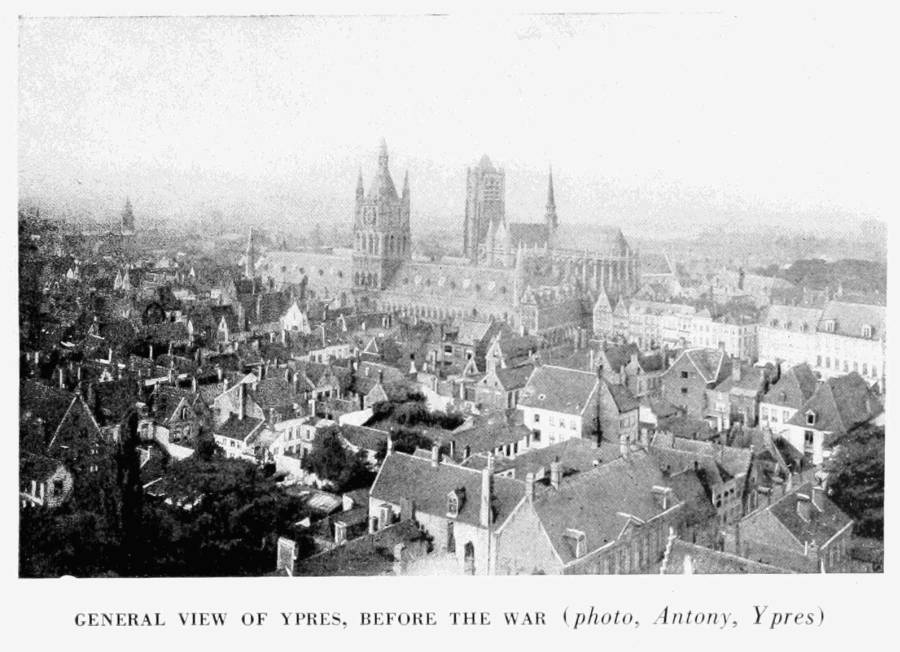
[18,13,892,236]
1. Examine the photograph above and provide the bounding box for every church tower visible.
[244,227,256,280]
[463,155,505,264]
[545,167,558,231]
[121,197,135,235]
[352,139,411,292]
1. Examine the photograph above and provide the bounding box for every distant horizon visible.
[19,13,892,238]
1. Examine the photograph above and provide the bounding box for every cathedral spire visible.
[378,138,389,168]
[402,170,409,198]
[545,166,558,230]
[356,168,364,201]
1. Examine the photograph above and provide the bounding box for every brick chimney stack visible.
[550,457,561,490]
[430,443,440,468]
[480,454,494,528]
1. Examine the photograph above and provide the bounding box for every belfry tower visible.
[352,139,411,292]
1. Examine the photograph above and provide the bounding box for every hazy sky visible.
[18,11,894,237]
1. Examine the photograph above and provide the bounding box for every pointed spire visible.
[356,168,364,201]
[545,165,558,230]
[402,170,409,198]
[378,138,389,167]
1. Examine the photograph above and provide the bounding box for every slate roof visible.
[150,385,191,422]
[605,382,640,413]
[518,365,598,416]
[370,451,525,529]
[445,416,531,458]
[714,363,768,394]
[468,437,623,477]
[818,300,885,340]
[530,450,677,565]
[765,483,853,547]
[786,372,883,439]
[661,540,791,574]
[679,348,729,384]
[494,363,535,390]
[215,415,264,442]
[506,222,550,248]
[762,363,819,409]
[292,520,426,577]
[553,224,631,256]
[338,425,390,452]
[763,304,822,333]
[20,380,74,436]
[250,377,300,411]
[453,318,494,346]
[649,433,752,482]
[20,453,64,488]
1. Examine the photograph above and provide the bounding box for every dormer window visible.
[447,487,466,518]
[806,410,816,426]
[861,324,873,338]
[823,319,836,333]
[770,319,779,327]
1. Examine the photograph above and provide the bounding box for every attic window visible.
[806,410,816,426]
[861,324,873,338]
[823,320,836,333]
[538,393,546,401]
[564,528,587,558]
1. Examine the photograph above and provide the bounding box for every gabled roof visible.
[714,363,768,394]
[215,415,264,442]
[661,540,791,574]
[762,304,822,333]
[649,433,752,482]
[518,365,598,416]
[786,372,883,437]
[762,363,819,409]
[530,450,678,565]
[604,382,640,413]
[250,377,300,411]
[672,348,729,385]
[338,424,390,452]
[370,451,524,529]
[765,483,853,547]
[494,363,535,390]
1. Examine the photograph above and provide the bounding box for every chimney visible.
[238,382,246,420]
[463,444,471,460]
[796,493,812,521]
[619,436,630,459]
[368,516,378,534]
[149,344,154,360]
[449,439,457,460]
[217,365,223,382]
[525,472,535,502]
[379,503,392,530]
[334,521,347,546]
[268,407,276,425]
[191,375,198,393]
[58,367,65,389]
[480,458,494,528]
[308,398,316,416]
[652,485,672,510]
[386,434,394,455]
[430,443,440,468]
[812,485,825,511]
[732,359,741,383]
[589,348,595,373]
[550,457,561,490]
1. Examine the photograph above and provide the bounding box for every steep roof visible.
[215,415,264,442]
[661,540,791,574]
[338,424,390,452]
[818,300,885,340]
[370,451,525,529]
[530,450,678,565]
[518,365,598,416]
[506,222,550,248]
[765,483,853,547]
[676,348,729,384]
[762,363,819,409]
[553,224,631,256]
[605,382,640,413]
[494,363,535,390]
[649,433,752,482]
[786,372,883,437]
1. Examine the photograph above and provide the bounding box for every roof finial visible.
[378,138,388,166]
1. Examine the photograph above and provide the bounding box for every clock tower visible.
[352,139,411,293]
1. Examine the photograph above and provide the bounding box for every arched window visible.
[464,541,475,575]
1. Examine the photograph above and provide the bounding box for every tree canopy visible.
[824,425,884,540]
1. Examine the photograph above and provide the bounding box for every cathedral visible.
[259,141,640,341]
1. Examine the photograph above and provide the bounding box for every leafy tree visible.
[302,428,373,492]
[824,425,884,539]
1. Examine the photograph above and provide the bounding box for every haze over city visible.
[18,12,892,237]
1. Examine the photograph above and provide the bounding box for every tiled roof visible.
[818,300,885,340]
[292,519,426,577]
[453,318,494,346]
[20,380,73,437]
[552,224,631,256]
[250,377,300,411]
[445,416,531,458]
[762,304,822,333]
[605,382,640,413]
[494,363,535,390]
[518,365,597,416]
[20,453,64,487]
[714,364,768,394]
[506,222,549,248]
[762,363,819,409]
[649,433,752,481]
[472,437,622,477]
[215,415,264,442]
[786,372,883,437]
[661,540,791,574]
[531,450,677,564]
[371,451,525,529]
[338,425,390,452]
[766,483,853,547]
[678,348,729,384]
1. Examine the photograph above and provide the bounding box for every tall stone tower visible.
[244,227,256,280]
[463,155,505,264]
[121,197,135,235]
[352,139,411,292]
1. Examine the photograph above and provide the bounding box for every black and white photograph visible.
[15,5,889,587]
